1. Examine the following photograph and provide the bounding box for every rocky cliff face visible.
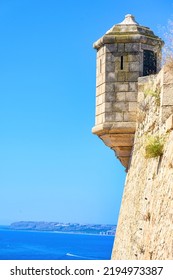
[112,66,173,259]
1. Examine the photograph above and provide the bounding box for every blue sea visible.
[0,226,114,260]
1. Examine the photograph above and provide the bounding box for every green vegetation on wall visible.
[145,135,164,158]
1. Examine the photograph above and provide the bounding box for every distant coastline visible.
[8,221,116,236]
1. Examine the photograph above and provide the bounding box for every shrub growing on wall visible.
[145,135,164,158]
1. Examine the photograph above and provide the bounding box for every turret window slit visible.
[100,59,102,73]
[121,56,124,70]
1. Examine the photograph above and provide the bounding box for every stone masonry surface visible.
[112,65,173,259]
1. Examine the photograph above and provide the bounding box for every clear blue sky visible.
[0,0,172,225]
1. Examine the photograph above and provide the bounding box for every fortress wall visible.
[112,66,173,259]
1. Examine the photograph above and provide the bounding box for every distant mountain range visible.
[10,221,116,236]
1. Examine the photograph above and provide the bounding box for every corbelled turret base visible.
[92,124,135,169]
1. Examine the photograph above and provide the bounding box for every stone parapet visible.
[138,65,173,124]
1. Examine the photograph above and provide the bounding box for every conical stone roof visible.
[93,14,164,49]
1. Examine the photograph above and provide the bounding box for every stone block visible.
[114,146,132,157]
[96,94,104,106]
[166,114,173,132]
[102,122,136,133]
[115,82,129,92]
[106,53,116,63]
[114,112,124,121]
[96,61,105,75]
[113,102,129,112]
[97,46,106,57]
[96,83,106,96]
[96,76,101,87]
[128,54,139,62]
[105,92,116,102]
[118,72,127,82]
[125,43,139,52]
[105,113,116,122]
[124,112,137,122]
[101,73,106,84]
[118,43,125,52]
[141,43,157,52]
[125,92,138,102]
[97,56,106,70]
[129,61,140,72]
[115,92,126,102]
[101,83,106,94]
[115,56,120,64]
[96,104,104,115]
[102,134,134,147]
[105,112,123,122]
[106,72,116,82]
[127,72,139,82]
[105,83,115,93]
[96,74,105,87]
[105,102,112,112]
[96,85,102,96]
[106,44,118,53]
[129,82,138,92]
[106,62,115,72]
[95,114,104,125]
[129,102,137,111]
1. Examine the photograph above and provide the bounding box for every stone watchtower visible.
[92,14,163,169]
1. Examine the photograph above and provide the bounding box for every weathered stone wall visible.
[94,43,139,128]
[112,66,173,259]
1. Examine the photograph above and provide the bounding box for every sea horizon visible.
[0,226,114,260]
[0,226,114,237]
